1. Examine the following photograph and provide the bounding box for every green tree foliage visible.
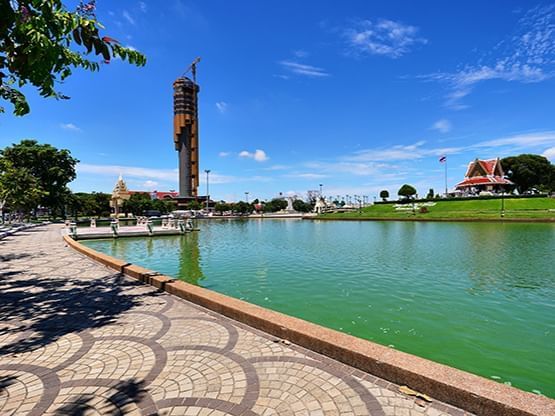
[0,139,77,216]
[292,199,312,213]
[379,189,389,201]
[186,200,201,211]
[398,184,417,199]
[0,0,146,115]
[122,193,148,215]
[263,198,288,213]
[501,154,555,193]
[69,191,110,217]
[153,198,175,214]
[122,193,175,216]
[214,202,230,214]
[233,201,252,214]
[426,188,434,199]
[0,159,45,217]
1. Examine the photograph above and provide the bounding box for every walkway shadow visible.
[0,252,33,262]
[0,375,17,393]
[53,378,149,415]
[0,271,154,356]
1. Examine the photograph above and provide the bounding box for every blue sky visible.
[1,0,555,201]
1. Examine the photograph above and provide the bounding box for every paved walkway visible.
[0,225,470,416]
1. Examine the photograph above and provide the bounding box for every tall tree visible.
[0,139,78,216]
[122,193,152,216]
[501,154,555,193]
[379,190,389,201]
[0,0,146,115]
[398,184,417,199]
[0,159,45,217]
[292,199,312,213]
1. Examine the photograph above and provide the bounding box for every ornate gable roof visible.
[456,158,512,188]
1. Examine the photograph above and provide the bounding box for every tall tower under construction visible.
[173,76,199,199]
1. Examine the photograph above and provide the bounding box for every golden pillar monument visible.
[173,58,203,205]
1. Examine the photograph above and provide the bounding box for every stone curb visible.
[311,217,555,223]
[63,235,554,416]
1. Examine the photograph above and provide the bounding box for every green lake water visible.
[83,219,555,397]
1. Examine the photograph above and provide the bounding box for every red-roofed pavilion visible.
[455,158,514,194]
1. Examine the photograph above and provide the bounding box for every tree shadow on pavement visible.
[0,271,156,356]
[53,378,149,416]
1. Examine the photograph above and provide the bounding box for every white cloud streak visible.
[421,4,555,109]
[77,163,234,184]
[431,119,452,133]
[60,123,82,132]
[123,10,135,25]
[215,101,228,113]
[239,149,269,162]
[285,173,329,180]
[345,19,427,58]
[293,50,308,58]
[143,180,158,189]
[542,146,555,161]
[279,61,330,77]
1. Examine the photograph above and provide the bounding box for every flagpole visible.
[444,158,448,197]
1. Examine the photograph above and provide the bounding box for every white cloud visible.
[345,19,427,58]
[143,180,158,189]
[431,119,452,133]
[264,164,290,171]
[305,161,383,176]
[475,131,555,149]
[139,1,147,13]
[542,146,555,161]
[340,132,555,166]
[293,49,308,58]
[77,163,235,184]
[122,10,135,25]
[279,61,330,77]
[347,141,459,162]
[421,5,555,109]
[218,151,230,157]
[239,149,269,162]
[78,163,178,180]
[215,101,228,113]
[274,74,290,80]
[285,173,329,180]
[60,123,82,132]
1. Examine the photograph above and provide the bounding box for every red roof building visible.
[455,158,513,194]
[129,190,179,200]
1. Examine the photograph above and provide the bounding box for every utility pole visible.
[204,169,210,211]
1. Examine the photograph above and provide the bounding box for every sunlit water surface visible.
[83,219,555,397]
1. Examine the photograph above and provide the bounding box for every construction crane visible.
[183,57,201,84]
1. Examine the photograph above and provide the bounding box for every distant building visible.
[137,190,179,200]
[110,175,178,215]
[110,174,131,215]
[455,158,513,194]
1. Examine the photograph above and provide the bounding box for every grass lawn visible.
[319,197,555,220]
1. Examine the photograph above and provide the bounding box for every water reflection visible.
[463,224,555,294]
[178,231,204,286]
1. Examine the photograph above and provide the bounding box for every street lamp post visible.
[319,184,323,198]
[501,170,513,218]
[245,192,249,204]
[204,169,211,211]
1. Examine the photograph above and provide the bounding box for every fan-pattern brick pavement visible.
[0,225,472,415]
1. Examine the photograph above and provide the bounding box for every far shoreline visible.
[309,216,555,223]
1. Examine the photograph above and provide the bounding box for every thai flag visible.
[439,155,447,163]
